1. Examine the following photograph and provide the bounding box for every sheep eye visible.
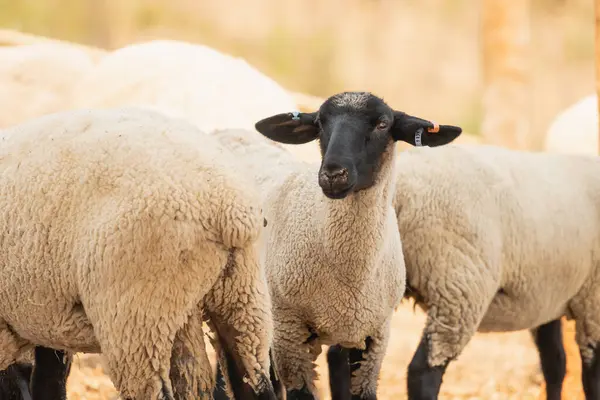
[376,121,388,130]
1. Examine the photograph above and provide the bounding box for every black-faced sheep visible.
[214,92,461,400]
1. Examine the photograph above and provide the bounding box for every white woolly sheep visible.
[68,39,321,164]
[0,107,276,399]
[215,91,461,400]
[325,143,600,400]
[0,42,99,128]
[2,127,299,400]
[544,94,598,155]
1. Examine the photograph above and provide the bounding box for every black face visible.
[315,93,395,198]
[254,91,463,200]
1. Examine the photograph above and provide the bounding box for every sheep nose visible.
[319,163,351,193]
[319,163,353,198]
[322,164,348,181]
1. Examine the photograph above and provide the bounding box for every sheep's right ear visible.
[255,111,319,145]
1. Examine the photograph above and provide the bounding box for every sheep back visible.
[396,144,600,332]
[0,107,263,355]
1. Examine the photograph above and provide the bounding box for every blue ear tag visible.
[291,111,300,121]
[415,128,423,147]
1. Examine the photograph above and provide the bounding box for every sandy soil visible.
[65,301,545,400]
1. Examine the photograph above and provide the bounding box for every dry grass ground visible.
[65,301,545,400]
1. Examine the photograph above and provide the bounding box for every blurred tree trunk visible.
[87,0,111,49]
[480,0,531,150]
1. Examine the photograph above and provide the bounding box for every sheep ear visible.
[255,112,319,145]
[390,111,462,147]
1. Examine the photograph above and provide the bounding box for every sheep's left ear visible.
[255,111,319,145]
[390,111,462,147]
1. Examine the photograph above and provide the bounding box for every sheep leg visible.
[205,313,276,400]
[85,287,199,399]
[270,310,321,400]
[530,320,566,400]
[574,318,600,399]
[348,323,391,400]
[204,247,276,399]
[580,345,600,400]
[213,349,284,400]
[214,353,284,400]
[406,256,499,400]
[326,345,351,400]
[570,282,600,399]
[30,346,72,400]
[323,328,389,400]
[0,362,33,400]
[213,365,229,400]
[94,315,179,399]
[169,309,213,400]
[406,335,448,400]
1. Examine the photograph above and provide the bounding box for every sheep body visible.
[264,160,405,342]
[0,43,98,128]
[0,107,274,398]
[393,143,600,393]
[68,39,321,163]
[544,94,598,155]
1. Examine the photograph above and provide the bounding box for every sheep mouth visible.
[321,184,354,199]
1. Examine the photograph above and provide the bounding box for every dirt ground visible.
[65,301,545,400]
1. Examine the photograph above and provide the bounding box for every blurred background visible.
[0,0,594,149]
[0,0,595,399]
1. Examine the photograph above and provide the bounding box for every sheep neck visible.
[321,144,398,282]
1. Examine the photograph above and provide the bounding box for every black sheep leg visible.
[406,337,448,400]
[30,346,72,400]
[581,343,600,399]
[531,319,566,400]
[325,339,380,400]
[0,362,33,400]
[213,350,283,400]
[0,346,70,400]
[213,365,229,400]
[327,345,351,400]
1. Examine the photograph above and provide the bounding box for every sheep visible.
[322,143,600,399]
[0,42,99,129]
[0,107,277,399]
[68,39,321,164]
[209,92,461,400]
[2,127,293,400]
[544,94,597,155]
